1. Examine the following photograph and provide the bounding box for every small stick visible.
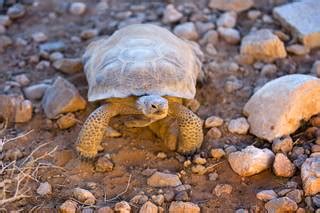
[105,174,132,202]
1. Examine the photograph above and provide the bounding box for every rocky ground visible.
[1,0,320,212]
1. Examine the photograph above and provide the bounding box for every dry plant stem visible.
[105,174,132,202]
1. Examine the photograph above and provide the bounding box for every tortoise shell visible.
[83,24,201,102]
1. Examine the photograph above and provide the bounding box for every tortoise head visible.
[136,95,168,120]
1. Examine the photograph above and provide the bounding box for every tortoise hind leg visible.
[168,102,204,155]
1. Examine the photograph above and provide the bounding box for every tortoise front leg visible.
[76,103,138,159]
[168,102,204,155]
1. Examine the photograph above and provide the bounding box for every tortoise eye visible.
[151,104,157,109]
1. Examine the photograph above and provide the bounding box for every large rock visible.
[240,29,286,62]
[301,155,320,196]
[228,146,275,177]
[208,0,254,12]
[244,74,320,141]
[147,172,181,187]
[265,197,298,213]
[273,0,320,49]
[169,201,200,213]
[42,77,86,119]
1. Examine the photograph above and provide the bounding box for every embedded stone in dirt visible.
[265,197,298,212]
[273,153,296,177]
[56,113,77,129]
[37,182,52,196]
[147,172,182,187]
[256,190,277,202]
[228,117,249,135]
[162,4,183,24]
[244,74,320,141]
[214,184,233,197]
[211,148,225,160]
[173,22,199,41]
[114,201,131,213]
[59,200,78,213]
[73,188,96,205]
[168,201,200,213]
[24,83,49,100]
[42,77,86,119]
[208,0,254,12]
[273,0,320,49]
[95,156,114,172]
[301,155,320,196]
[240,29,286,62]
[228,146,275,177]
[53,58,83,74]
[272,136,293,154]
[139,201,158,213]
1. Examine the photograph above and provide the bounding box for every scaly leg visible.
[169,102,203,155]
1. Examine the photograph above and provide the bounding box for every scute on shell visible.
[83,24,201,102]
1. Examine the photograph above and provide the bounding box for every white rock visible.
[69,2,86,15]
[256,190,277,202]
[244,74,320,141]
[24,83,49,100]
[273,153,296,177]
[240,29,287,61]
[115,201,131,213]
[73,188,95,205]
[228,146,275,177]
[37,182,52,196]
[205,116,223,128]
[301,156,320,196]
[208,0,254,12]
[273,0,320,49]
[217,12,237,28]
[218,27,240,44]
[162,4,183,24]
[147,172,182,187]
[32,32,48,43]
[173,22,199,41]
[169,201,200,213]
[139,201,158,213]
[228,117,249,135]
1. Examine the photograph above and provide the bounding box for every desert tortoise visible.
[76,24,204,159]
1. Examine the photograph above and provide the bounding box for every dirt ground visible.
[1,0,319,212]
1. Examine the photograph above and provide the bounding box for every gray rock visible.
[37,182,52,196]
[208,0,254,12]
[301,156,320,196]
[256,190,277,202]
[261,64,277,76]
[69,2,86,15]
[244,74,320,141]
[272,136,293,154]
[39,41,65,52]
[228,146,275,177]
[24,84,49,100]
[218,27,240,44]
[247,10,261,20]
[162,4,182,24]
[287,44,310,56]
[147,172,182,187]
[311,60,320,77]
[168,201,200,213]
[173,22,199,41]
[49,52,64,62]
[217,11,237,28]
[7,4,25,19]
[130,194,148,205]
[200,30,219,45]
[265,197,298,212]
[273,0,320,49]
[13,74,30,86]
[208,172,219,181]
[228,117,249,135]
[0,15,11,27]
[286,189,303,204]
[53,58,83,74]
[273,153,296,177]
[32,32,48,43]
[240,29,286,62]
[42,77,86,119]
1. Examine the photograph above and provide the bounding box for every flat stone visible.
[228,146,275,177]
[39,41,65,52]
[208,0,254,12]
[53,58,83,74]
[265,197,298,213]
[244,74,320,141]
[273,0,320,48]
[32,32,48,43]
[42,77,86,119]
[173,22,199,41]
[256,190,277,202]
[80,29,99,40]
[273,153,296,177]
[24,83,49,100]
[147,172,182,187]
[228,117,249,135]
[139,201,158,213]
[240,29,286,61]
[168,201,200,213]
[301,156,320,196]
[0,15,11,27]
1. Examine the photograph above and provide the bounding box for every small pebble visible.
[95,155,114,172]
[217,11,237,28]
[193,154,207,165]
[37,182,52,196]
[247,10,261,20]
[272,136,293,154]
[7,4,26,19]
[13,74,30,87]
[162,4,183,24]
[256,190,277,202]
[208,172,218,181]
[286,189,303,203]
[81,29,99,40]
[210,148,225,160]
[32,32,48,43]
[73,188,96,205]
[157,152,167,159]
[191,165,206,175]
[287,44,310,55]
[115,201,131,213]
[218,27,240,44]
[228,117,249,135]
[57,113,77,129]
[173,22,199,41]
[69,2,86,15]
[214,184,232,197]
[206,127,222,139]
[311,60,320,77]
[59,200,78,213]
[24,83,49,100]
[205,116,223,128]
